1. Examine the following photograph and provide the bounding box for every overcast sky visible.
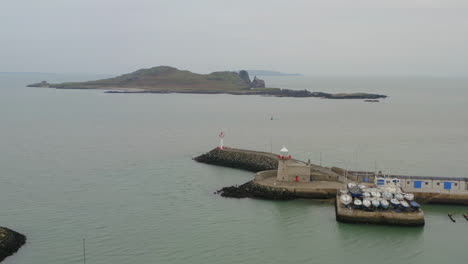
[2,0,468,76]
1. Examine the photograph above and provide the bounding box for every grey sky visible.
[2,0,468,75]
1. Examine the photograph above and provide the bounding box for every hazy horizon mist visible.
[2,0,468,76]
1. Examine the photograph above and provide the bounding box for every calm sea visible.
[1,73,467,264]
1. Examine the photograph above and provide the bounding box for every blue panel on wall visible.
[377,179,384,185]
[444,182,452,190]
[414,181,422,188]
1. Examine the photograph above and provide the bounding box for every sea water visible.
[0,73,467,264]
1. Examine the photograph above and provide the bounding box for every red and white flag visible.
[218,131,225,138]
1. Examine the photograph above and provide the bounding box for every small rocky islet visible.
[28,66,387,100]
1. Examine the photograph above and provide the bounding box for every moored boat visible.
[380,199,390,210]
[371,199,380,208]
[363,199,372,210]
[353,198,362,209]
[348,186,363,198]
[404,193,414,201]
[340,194,352,206]
[382,191,393,200]
[409,200,420,210]
[390,198,400,208]
[400,200,410,211]
[362,192,371,198]
[395,193,404,200]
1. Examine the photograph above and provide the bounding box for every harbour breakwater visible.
[216,181,296,200]
[0,227,26,262]
[194,148,278,172]
[195,148,342,200]
[195,147,468,205]
[195,148,295,199]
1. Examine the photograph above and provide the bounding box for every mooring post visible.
[448,213,456,223]
[83,238,86,264]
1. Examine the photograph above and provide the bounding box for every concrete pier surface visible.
[254,174,343,199]
[335,198,425,226]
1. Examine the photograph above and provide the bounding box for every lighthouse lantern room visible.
[279,145,291,159]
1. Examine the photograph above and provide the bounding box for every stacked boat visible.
[338,182,421,212]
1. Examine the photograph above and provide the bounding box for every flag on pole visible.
[219,131,225,138]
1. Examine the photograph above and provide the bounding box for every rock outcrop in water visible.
[194,148,278,172]
[217,181,296,200]
[0,227,26,262]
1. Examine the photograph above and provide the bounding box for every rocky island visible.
[28,66,387,99]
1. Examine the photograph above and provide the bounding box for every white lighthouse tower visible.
[217,131,225,150]
[276,145,310,182]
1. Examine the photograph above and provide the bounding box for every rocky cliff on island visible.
[0,227,26,262]
[28,66,387,99]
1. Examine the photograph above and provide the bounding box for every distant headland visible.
[246,70,303,76]
[28,66,387,99]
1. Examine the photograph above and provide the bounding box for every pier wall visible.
[335,198,425,226]
[330,168,374,183]
[311,172,342,182]
[413,192,468,205]
[255,170,277,181]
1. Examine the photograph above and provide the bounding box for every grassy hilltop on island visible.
[28,66,387,99]
[28,66,268,92]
